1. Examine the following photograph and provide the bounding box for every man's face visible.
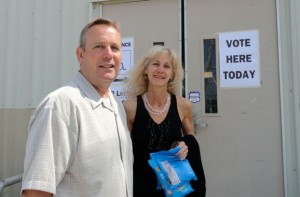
[77,24,121,92]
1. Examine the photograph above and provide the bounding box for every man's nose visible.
[103,47,113,59]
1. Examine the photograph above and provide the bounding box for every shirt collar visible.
[73,71,114,111]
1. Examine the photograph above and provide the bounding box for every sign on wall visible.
[111,37,134,101]
[219,30,260,88]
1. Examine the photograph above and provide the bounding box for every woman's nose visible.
[156,66,164,72]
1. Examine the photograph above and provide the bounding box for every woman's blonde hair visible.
[124,45,184,98]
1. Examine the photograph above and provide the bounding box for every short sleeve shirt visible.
[22,71,133,197]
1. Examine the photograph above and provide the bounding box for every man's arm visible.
[22,189,52,197]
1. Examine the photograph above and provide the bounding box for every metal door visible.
[95,0,284,196]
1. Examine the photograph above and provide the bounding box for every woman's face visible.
[145,53,173,88]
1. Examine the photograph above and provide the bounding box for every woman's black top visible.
[131,94,206,197]
[132,94,182,197]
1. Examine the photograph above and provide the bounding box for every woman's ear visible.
[144,66,148,74]
[171,73,175,80]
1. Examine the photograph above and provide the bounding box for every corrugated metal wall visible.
[0,109,34,196]
[0,0,90,196]
[0,0,90,108]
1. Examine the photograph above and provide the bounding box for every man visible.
[21,17,133,197]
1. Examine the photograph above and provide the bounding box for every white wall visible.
[277,0,300,196]
[0,0,90,196]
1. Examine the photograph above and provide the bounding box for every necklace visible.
[142,93,171,115]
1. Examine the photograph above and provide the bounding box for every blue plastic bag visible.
[148,147,198,197]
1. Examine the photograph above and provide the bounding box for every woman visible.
[123,46,205,196]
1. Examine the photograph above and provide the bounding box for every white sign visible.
[219,30,260,88]
[118,37,134,77]
[111,37,134,101]
[111,82,126,102]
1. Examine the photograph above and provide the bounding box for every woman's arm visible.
[174,97,195,160]
[178,97,195,136]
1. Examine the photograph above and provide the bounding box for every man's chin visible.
[102,76,117,83]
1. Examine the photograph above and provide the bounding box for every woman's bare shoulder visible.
[123,97,137,112]
[176,96,192,108]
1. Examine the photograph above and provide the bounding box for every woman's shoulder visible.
[123,97,138,112]
[123,97,138,128]
[175,95,192,108]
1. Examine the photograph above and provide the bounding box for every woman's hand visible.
[175,141,189,160]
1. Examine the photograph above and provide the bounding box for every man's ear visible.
[76,47,84,63]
